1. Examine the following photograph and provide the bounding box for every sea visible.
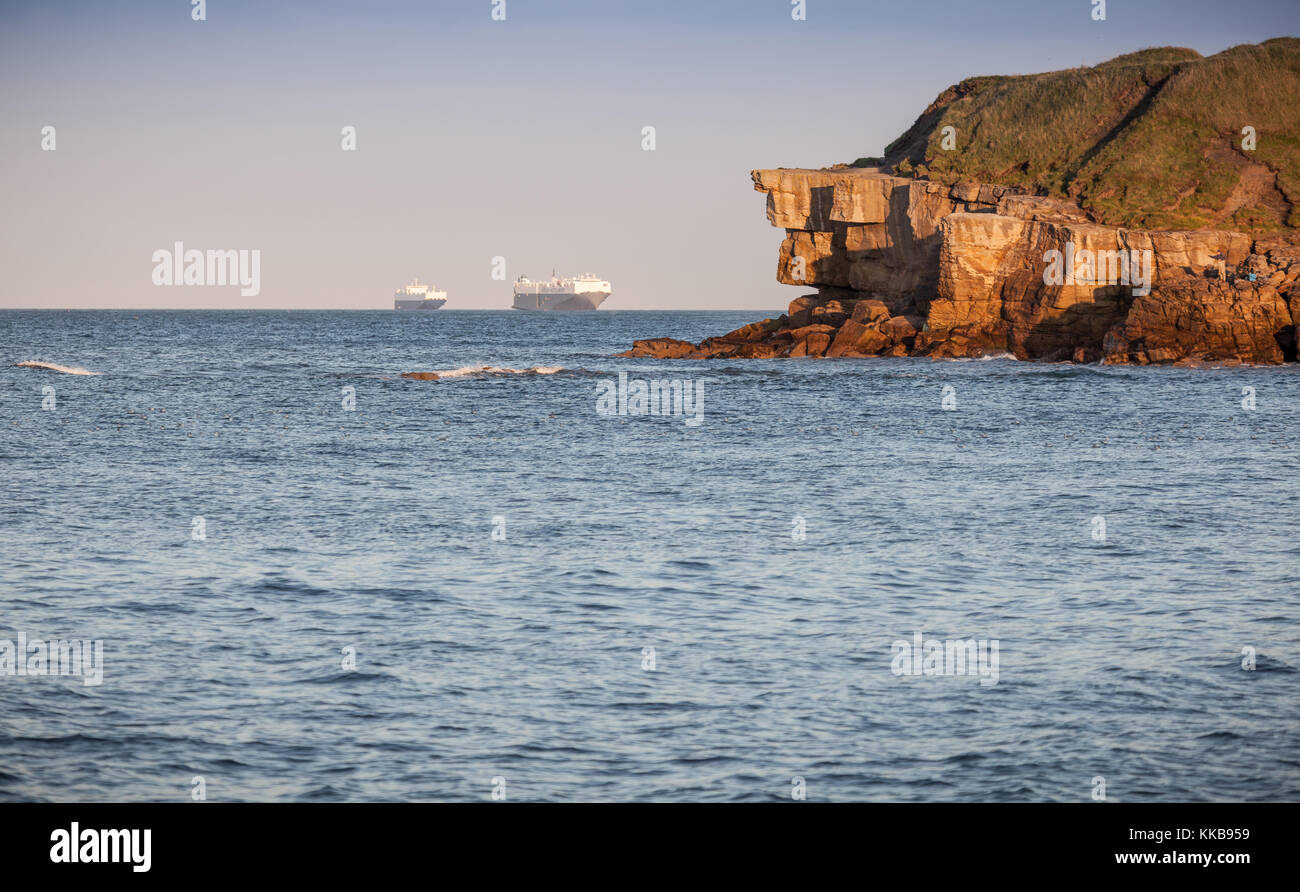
[1,309,1297,802]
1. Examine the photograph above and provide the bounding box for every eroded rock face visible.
[621,166,1299,364]
[1105,280,1295,365]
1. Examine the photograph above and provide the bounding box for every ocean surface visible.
[1,309,1297,802]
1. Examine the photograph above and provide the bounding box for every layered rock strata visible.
[620,168,1299,364]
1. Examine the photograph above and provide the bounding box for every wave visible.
[403,364,564,380]
[937,351,1020,364]
[14,361,100,376]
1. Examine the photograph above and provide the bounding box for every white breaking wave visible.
[424,364,564,380]
[948,352,1020,363]
[15,360,100,376]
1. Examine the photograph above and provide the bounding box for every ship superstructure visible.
[393,278,447,310]
[512,272,611,311]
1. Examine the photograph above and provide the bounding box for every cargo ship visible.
[512,272,610,311]
[393,279,447,310]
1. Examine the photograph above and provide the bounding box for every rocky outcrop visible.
[619,167,1300,364]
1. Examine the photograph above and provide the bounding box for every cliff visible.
[622,40,1300,365]
[879,39,1300,234]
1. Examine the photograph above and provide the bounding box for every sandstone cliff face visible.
[620,167,1299,365]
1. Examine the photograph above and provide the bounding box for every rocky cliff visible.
[621,40,1300,365]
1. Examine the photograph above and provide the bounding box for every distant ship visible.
[512,272,611,311]
[393,278,447,310]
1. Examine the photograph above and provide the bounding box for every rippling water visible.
[1,310,1297,802]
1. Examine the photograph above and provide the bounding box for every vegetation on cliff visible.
[861,38,1300,234]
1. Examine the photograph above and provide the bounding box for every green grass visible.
[875,38,1300,233]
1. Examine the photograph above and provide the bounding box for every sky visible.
[1,0,1297,309]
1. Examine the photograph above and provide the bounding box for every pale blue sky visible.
[2,0,1297,308]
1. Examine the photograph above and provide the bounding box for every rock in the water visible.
[827,320,891,357]
[786,323,837,357]
[615,338,700,359]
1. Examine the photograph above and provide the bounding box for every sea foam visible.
[411,364,564,380]
[15,361,100,376]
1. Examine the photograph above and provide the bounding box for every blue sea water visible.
[1,309,1297,802]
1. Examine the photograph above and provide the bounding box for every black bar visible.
[1,803,1285,878]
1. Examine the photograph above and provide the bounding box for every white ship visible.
[393,278,447,310]
[512,272,611,311]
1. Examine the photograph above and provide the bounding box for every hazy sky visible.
[2,0,1297,309]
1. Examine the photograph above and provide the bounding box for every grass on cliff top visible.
[866,38,1300,233]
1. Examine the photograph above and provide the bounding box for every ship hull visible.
[393,299,447,310]
[511,291,609,311]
